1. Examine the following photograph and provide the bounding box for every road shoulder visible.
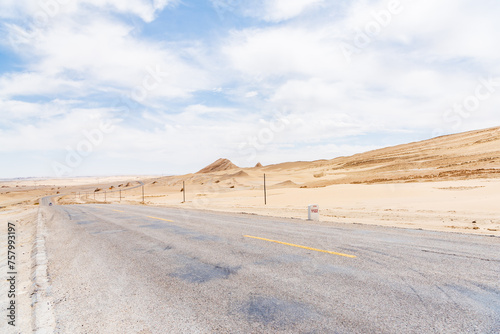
[0,206,38,333]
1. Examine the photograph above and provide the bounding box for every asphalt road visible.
[41,203,500,333]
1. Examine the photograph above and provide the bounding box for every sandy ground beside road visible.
[53,127,500,236]
[57,176,500,237]
[161,179,500,236]
[7,126,500,237]
[0,207,37,334]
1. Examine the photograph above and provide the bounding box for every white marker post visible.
[308,204,319,221]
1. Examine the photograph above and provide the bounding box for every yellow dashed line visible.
[244,235,356,258]
[112,209,125,213]
[147,216,174,223]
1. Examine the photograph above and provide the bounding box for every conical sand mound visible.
[197,158,239,173]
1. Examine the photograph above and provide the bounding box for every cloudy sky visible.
[1,0,500,178]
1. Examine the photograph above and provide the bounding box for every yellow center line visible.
[112,209,125,213]
[244,235,356,258]
[147,216,174,223]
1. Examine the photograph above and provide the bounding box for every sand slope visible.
[263,126,500,186]
[197,158,239,173]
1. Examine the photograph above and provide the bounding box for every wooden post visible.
[264,173,267,205]
[183,181,186,203]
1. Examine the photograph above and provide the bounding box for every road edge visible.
[30,207,56,333]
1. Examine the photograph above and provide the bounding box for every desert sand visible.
[46,126,500,236]
[2,126,500,237]
[1,126,498,333]
[1,126,499,330]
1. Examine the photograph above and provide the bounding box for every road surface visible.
[40,202,500,333]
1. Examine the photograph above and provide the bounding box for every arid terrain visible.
[53,126,500,236]
[2,126,500,237]
[1,126,499,332]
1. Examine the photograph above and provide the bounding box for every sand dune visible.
[226,170,250,178]
[197,158,239,173]
[270,180,298,188]
[260,126,500,186]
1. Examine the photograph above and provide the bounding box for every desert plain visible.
[2,126,499,237]
[1,126,499,332]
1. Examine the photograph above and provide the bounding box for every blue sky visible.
[1,0,500,178]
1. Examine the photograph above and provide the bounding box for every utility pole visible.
[105,191,107,202]
[264,173,267,205]
[183,181,186,203]
[142,185,145,204]
[119,189,122,202]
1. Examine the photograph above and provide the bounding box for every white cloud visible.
[0,106,116,152]
[0,0,39,19]
[223,26,343,80]
[0,0,173,22]
[2,13,211,101]
[245,91,258,98]
[3,0,500,177]
[0,99,41,120]
[221,0,500,141]
[0,98,80,122]
[0,71,85,99]
[183,104,237,115]
[393,0,500,67]
[244,0,324,22]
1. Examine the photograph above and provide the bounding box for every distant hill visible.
[265,126,500,185]
[197,158,239,174]
[192,127,500,184]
